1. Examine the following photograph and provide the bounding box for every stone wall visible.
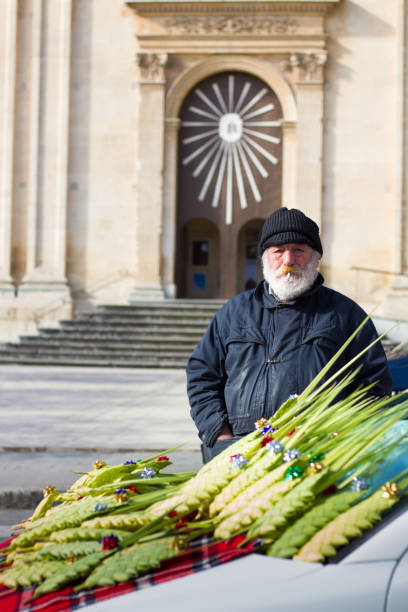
[0,0,407,342]
[323,0,408,318]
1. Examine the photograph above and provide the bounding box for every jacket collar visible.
[254,273,324,309]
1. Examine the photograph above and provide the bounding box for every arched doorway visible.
[176,70,282,298]
[236,219,265,293]
[180,218,220,298]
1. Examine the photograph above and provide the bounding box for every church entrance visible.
[175,70,282,299]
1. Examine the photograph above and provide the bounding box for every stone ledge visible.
[127,0,341,15]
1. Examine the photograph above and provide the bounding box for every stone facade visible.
[0,0,407,341]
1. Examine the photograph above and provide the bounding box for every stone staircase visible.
[0,300,226,368]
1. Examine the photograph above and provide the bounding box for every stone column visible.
[20,0,72,297]
[162,117,181,298]
[130,52,168,302]
[288,52,327,228]
[0,0,17,293]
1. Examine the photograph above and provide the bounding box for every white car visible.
[88,499,408,612]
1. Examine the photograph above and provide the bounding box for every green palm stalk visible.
[77,536,182,590]
[266,488,364,558]
[209,375,374,520]
[294,478,406,562]
[67,448,180,492]
[245,396,408,543]
[267,436,408,560]
[81,510,150,531]
[209,451,285,518]
[214,476,300,540]
[145,443,262,519]
[212,379,391,536]
[8,496,121,550]
[32,551,111,598]
[0,560,67,590]
[49,527,133,543]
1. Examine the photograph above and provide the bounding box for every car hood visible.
[87,549,399,612]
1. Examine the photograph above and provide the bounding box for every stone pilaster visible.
[162,117,181,298]
[0,0,17,293]
[130,52,168,301]
[283,51,327,228]
[21,0,72,298]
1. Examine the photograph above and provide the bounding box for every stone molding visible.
[128,0,330,53]
[163,15,299,34]
[126,1,341,17]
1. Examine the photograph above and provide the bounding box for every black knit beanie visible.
[258,207,323,256]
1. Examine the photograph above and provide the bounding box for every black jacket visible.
[186,276,393,447]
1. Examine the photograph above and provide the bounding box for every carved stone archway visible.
[163,56,296,298]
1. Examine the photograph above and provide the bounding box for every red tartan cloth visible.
[0,535,260,611]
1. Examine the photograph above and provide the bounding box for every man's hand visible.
[217,423,233,440]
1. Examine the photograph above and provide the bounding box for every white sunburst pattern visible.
[181,74,282,225]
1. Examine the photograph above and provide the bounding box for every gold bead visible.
[169,536,184,551]
[381,482,399,499]
[309,461,324,473]
[114,492,129,503]
[254,418,268,430]
[42,485,56,498]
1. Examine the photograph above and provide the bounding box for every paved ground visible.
[0,365,203,540]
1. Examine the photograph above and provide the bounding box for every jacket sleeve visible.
[186,314,229,447]
[344,314,393,397]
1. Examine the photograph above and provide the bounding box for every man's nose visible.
[282,249,295,265]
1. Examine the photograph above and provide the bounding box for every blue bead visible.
[266,441,283,454]
[94,503,108,512]
[351,476,369,491]
[283,448,301,463]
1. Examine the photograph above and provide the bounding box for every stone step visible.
[2,342,194,355]
[0,353,188,368]
[94,310,220,319]
[18,334,200,346]
[0,299,223,367]
[98,300,225,313]
[59,318,211,328]
[41,326,206,339]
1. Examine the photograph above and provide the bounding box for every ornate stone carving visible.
[163,16,298,35]
[137,52,168,81]
[282,51,327,81]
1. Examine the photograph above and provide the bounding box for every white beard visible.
[262,251,320,301]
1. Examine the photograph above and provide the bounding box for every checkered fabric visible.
[0,535,261,611]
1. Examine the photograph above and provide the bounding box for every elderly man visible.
[186,207,393,461]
